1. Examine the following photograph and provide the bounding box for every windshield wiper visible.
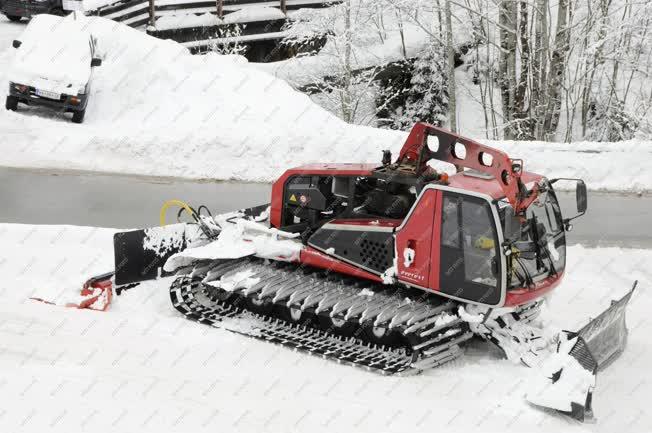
[529,215,558,277]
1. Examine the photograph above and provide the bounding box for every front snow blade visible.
[113,224,190,286]
[565,281,636,421]
[526,281,636,422]
[574,280,636,371]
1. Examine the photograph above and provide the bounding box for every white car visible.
[6,13,101,123]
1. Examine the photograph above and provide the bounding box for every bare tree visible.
[498,0,517,138]
[281,0,651,140]
[445,0,457,132]
[541,0,571,139]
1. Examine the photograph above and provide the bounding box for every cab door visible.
[434,190,503,306]
[395,189,438,287]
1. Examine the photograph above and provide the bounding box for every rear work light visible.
[70,96,80,105]
[14,84,28,93]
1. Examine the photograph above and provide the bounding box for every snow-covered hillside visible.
[0,15,404,178]
[0,223,650,433]
[1,16,651,192]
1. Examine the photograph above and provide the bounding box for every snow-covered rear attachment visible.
[527,282,637,421]
[112,203,269,287]
[113,224,189,286]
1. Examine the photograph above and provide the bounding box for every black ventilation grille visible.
[309,227,394,274]
[360,239,391,271]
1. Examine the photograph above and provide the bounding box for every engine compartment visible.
[279,174,418,235]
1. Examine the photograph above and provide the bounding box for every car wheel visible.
[6,15,22,22]
[5,96,18,111]
[72,109,86,124]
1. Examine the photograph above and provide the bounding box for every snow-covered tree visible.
[282,0,440,125]
[374,60,412,128]
[280,0,652,141]
[586,99,639,142]
[208,23,247,56]
[389,41,449,130]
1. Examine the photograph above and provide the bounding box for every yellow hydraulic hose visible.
[159,199,196,226]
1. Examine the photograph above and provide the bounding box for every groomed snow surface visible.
[0,222,650,433]
[0,15,651,192]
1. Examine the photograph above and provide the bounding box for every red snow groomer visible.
[103,123,633,420]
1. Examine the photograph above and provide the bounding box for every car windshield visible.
[498,184,566,288]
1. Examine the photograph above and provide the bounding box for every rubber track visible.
[169,261,473,375]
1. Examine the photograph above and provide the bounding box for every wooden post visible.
[217,0,223,18]
[280,0,287,14]
[148,0,156,28]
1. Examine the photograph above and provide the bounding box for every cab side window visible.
[441,196,460,248]
[439,192,501,304]
[461,199,497,286]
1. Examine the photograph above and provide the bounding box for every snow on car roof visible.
[9,14,94,90]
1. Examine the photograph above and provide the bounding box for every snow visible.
[380,265,397,284]
[222,6,286,24]
[0,16,649,191]
[164,215,302,271]
[62,0,121,12]
[8,14,94,95]
[154,12,219,31]
[526,335,596,413]
[0,222,651,432]
[462,304,556,368]
[402,247,415,268]
[210,268,261,292]
[433,311,457,328]
[142,224,188,255]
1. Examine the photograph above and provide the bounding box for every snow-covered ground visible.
[0,16,651,192]
[0,222,650,433]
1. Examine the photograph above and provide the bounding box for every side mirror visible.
[12,40,21,49]
[550,177,587,228]
[576,180,587,214]
[90,58,102,67]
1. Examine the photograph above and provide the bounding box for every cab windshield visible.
[498,184,566,288]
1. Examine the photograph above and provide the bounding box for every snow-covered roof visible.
[222,6,286,24]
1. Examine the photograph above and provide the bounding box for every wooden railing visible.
[64,0,337,60]
[79,0,336,30]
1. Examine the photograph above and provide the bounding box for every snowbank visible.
[480,138,652,193]
[0,222,650,432]
[0,15,404,180]
[0,16,650,192]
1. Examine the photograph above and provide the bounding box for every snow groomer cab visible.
[270,122,588,308]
